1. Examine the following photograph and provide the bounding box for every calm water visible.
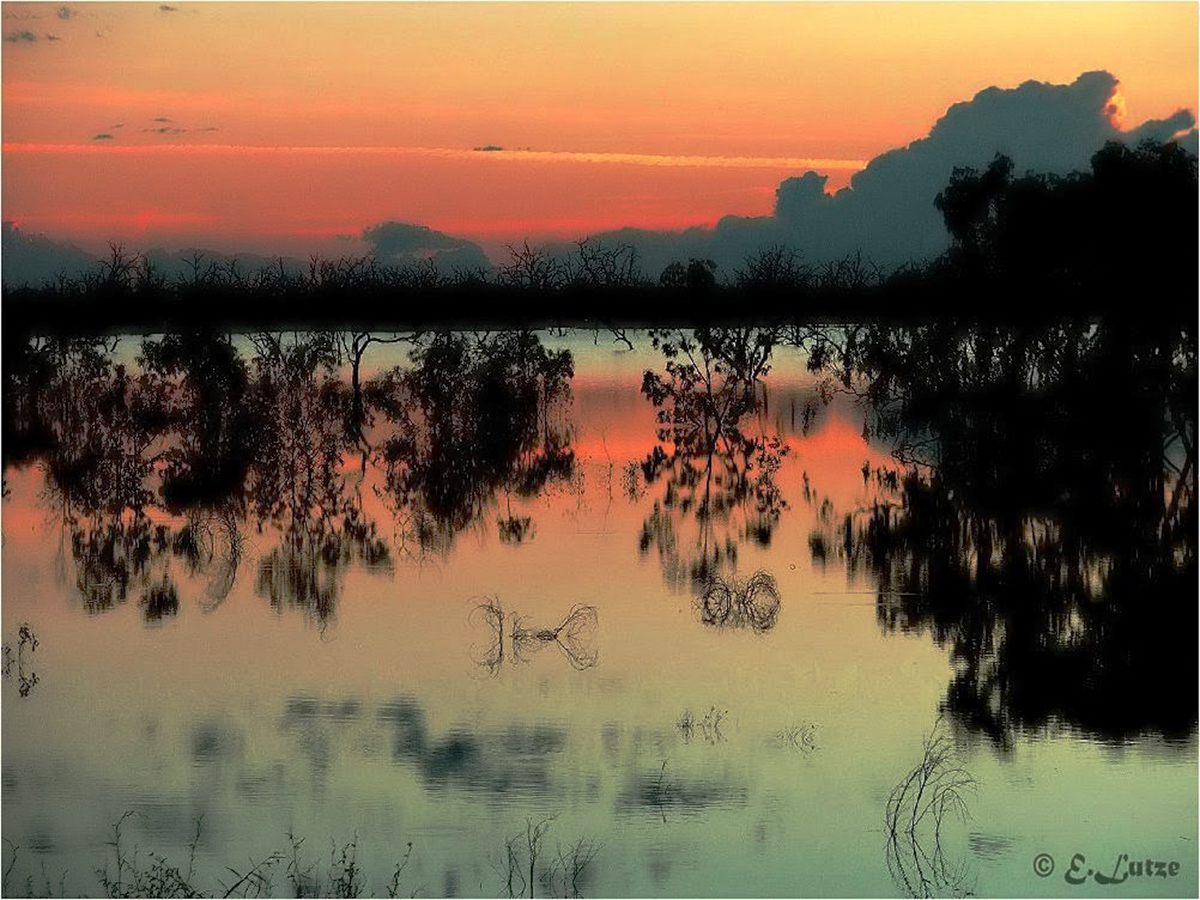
[2,329,1195,898]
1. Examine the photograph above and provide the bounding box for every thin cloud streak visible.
[1,142,866,171]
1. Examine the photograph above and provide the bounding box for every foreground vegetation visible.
[2,813,597,899]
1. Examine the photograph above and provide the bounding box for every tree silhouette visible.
[932,139,1197,316]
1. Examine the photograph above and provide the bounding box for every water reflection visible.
[254,508,391,629]
[470,598,599,673]
[66,512,168,614]
[172,509,244,612]
[140,331,255,510]
[3,321,1194,753]
[883,721,977,898]
[140,579,179,622]
[372,331,575,558]
[616,760,748,821]
[676,707,727,745]
[637,328,789,594]
[696,570,781,632]
[377,697,567,795]
[6,329,573,626]
[2,624,40,698]
[806,320,1196,746]
[885,828,974,900]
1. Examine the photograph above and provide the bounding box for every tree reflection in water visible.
[637,328,790,596]
[805,319,1196,746]
[241,332,392,628]
[370,331,575,558]
[3,312,1194,745]
[4,328,576,627]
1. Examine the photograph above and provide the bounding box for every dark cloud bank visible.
[332,71,1200,278]
[361,222,492,272]
[3,71,1195,288]
[578,71,1195,278]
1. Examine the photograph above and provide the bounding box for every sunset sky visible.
[3,2,1197,261]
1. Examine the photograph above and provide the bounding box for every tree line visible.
[3,139,1194,334]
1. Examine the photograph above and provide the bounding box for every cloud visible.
[1,221,99,288]
[1178,128,1200,158]
[362,221,492,273]
[586,71,1198,277]
[130,117,218,136]
[93,133,114,141]
[1123,108,1196,145]
[4,29,39,42]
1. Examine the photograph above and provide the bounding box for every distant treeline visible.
[3,139,1195,334]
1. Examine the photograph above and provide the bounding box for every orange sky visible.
[3,2,1196,258]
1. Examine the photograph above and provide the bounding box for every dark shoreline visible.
[4,277,1194,337]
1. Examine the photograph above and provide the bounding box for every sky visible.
[2,2,1197,264]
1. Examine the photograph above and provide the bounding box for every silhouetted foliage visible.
[569,238,646,290]
[4,141,1195,331]
[658,258,717,293]
[932,139,1197,316]
[884,720,977,898]
[734,245,810,291]
[498,241,569,292]
[0,140,1194,725]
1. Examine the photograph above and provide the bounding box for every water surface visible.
[2,328,1194,897]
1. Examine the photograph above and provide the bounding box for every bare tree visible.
[497,241,567,291]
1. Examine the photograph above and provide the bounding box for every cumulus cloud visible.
[362,222,492,273]
[589,71,1198,277]
[1178,128,1200,158]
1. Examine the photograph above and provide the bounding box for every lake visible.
[2,327,1195,898]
